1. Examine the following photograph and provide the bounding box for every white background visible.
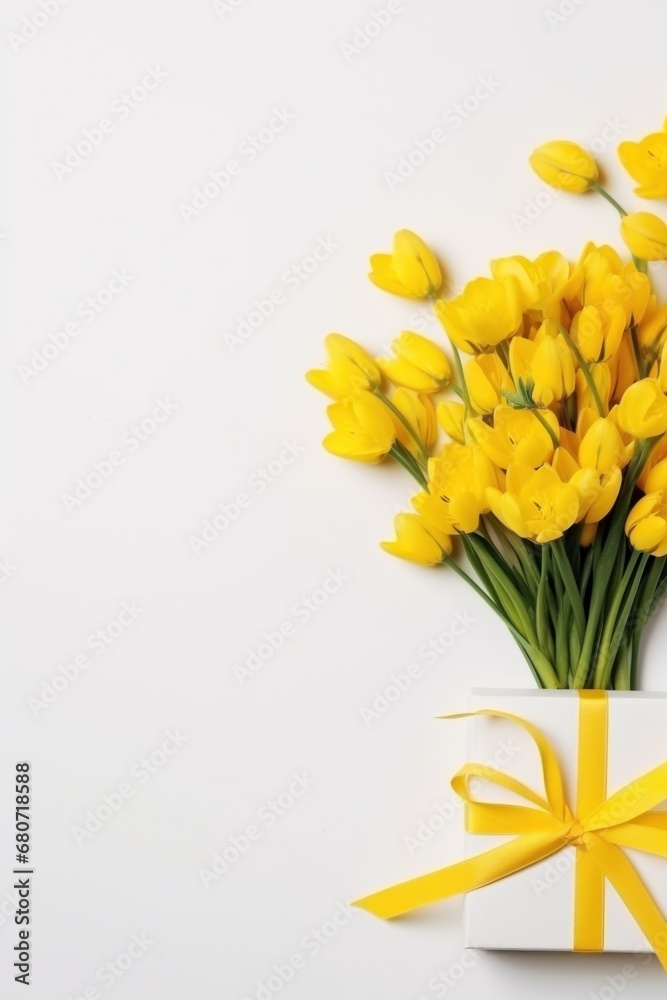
[3,0,667,997]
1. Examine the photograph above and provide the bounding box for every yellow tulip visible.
[578,417,629,471]
[529,140,598,193]
[369,230,441,299]
[381,513,453,566]
[490,251,569,314]
[323,393,396,462]
[575,362,611,416]
[620,212,667,261]
[487,463,580,543]
[465,353,513,413]
[619,130,667,199]
[467,406,559,469]
[569,467,621,524]
[377,331,451,392]
[389,389,437,454]
[436,400,466,444]
[306,334,381,398]
[415,443,500,535]
[436,277,523,354]
[626,492,667,556]
[645,459,667,493]
[618,378,667,439]
[509,333,575,405]
[638,434,667,491]
[570,302,626,362]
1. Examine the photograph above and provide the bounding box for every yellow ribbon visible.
[354,691,667,968]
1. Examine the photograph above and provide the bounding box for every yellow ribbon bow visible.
[354,691,667,968]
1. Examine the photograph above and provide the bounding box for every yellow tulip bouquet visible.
[308,129,667,692]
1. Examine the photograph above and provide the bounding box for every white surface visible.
[3,0,667,997]
[464,691,667,953]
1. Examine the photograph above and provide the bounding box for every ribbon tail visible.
[587,836,667,972]
[353,830,562,919]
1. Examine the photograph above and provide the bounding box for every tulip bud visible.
[369,230,442,299]
[436,401,466,444]
[381,513,452,565]
[377,331,451,393]
[620,212,667,261]
[626,492,667,556]
[529,140,598,193]
[465,353,513,413]
[323,392,396,462]
[306,334,381,398]
[618,378,667,439]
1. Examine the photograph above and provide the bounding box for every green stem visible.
[593,549,646,689]
[447,340,472,418]
[551,537,586,644]
[590,183,647,272]
[630,323,645,380]
[533,409,560,452]
[591,182,627,217]
[572,440,653,687]
[557,323,605,417]
[629,555,667,688]
[444,556,560,689]
[614,634,632,691]
[376,390,429,465]
[536,546,556,666]
[389,443,427,488]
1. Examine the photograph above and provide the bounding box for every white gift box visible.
[462,689,667,954]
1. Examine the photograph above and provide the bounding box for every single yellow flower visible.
[467,407,559,469]
[369,230,441,299]
[389,389,437,454]
[638,433,667,491]
[306,333,381,398]
[465,353,513,413]
[377,331,451,392]
[415,443,501,535]
[626,492,667,556]
[620,212,667,261]
[529,140,598,193]
[619,130,667,199]
[436,401,466,444]
[490,251,569,314]
[645,458,667,493]
[436,277,523,354]
[323,393,396,462]
[569,466,622,525]
[618,378,667,439]
[509,333,575,405]
[578,416,630,471]
[381,513,452,565]
[487,463,580,543]
[570,303,626,362]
